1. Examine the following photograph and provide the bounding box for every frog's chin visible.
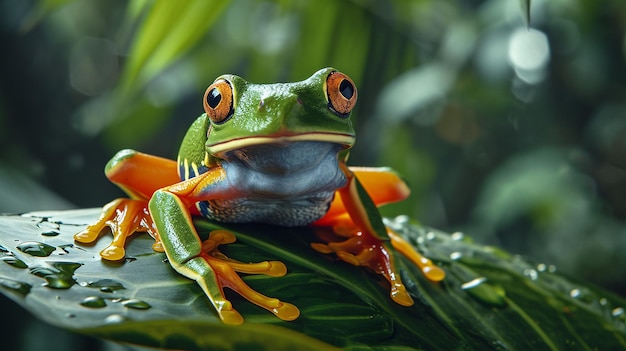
[207,132,355,157]
[220,139,347,175]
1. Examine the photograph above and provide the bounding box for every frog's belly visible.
[197,193,334,226]
[192,141,347,226]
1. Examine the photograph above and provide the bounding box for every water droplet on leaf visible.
[41,230,60,237]
[0,255,27,268]
[569,287,593,303]
[104,314,127,324]
[84,279,125,293]
[612,307,625,322]
[0,278,31,297]
[523,268,538,280]
[451,232,464,240]
[80,296,107,308]
[17,241,56,257]
[462,277,507,307]
[450,251,463,260]
[29,262,81,289]
[121,299,151,310]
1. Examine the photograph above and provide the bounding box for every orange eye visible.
[203,79,234,124]
[326,71,357,116]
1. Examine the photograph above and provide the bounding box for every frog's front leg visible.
[74,150,179,260]
[149,173,299,325]
[313,165,445,306]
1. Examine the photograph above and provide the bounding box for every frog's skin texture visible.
[75,68,445,325]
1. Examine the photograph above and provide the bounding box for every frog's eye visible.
[204,79,234,124]
[326,71,357,116]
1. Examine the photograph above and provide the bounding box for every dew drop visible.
[80,296,107,308]
[451,232,464,241]
[29,262,81,289]
[395,215,410,225]
[17,241,56,257]
[104,314,127,324]
[84,279,125,293]
[0,278,32,297]
[523,268,538,280]
[568,288,593,303]
[426,232,436,240]
[41,230,60,237]
[462,277,487,290]
[57,244,74,254]
[450,251,463,260]
[612,307,626,323]
[0,255,28,269]
[461,277,507,307]
[121,299,151,310]
[536,263,547,272]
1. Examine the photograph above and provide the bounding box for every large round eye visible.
[203,79,234,124]
[326,71,357,116]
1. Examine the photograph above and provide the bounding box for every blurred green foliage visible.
[0,0,625,326]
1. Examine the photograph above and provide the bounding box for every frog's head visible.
[202,68,357,159]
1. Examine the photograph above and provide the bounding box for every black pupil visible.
[339,79,354,99]
[207,88,222,108]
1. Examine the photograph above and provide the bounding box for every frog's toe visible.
[151,241,165,253]
[212,257,298,322]
[273,301,300,321]
[220,309,244,325]
[74,228,101,244]
[313,229,416,307]
[390,281,414,306]
[388,230,446,282]
[336,249,376,267]
[226,260,287,277]
[100,244,126,261]
[181,230,298,322]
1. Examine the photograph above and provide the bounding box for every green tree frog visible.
[75,68,445,325]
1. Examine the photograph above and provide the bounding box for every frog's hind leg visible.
[312,165,445,306]
[74,150,180,260]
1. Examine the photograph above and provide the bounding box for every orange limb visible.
[311,165,445,306]
[314,166,410,226]
[105,149,181,200]
[74,150,200,260]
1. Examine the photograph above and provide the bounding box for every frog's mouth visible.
[207,132,355,157]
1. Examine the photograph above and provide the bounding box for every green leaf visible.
[119,0,231,96]
[0,210,625,350]
[519,0,531,27]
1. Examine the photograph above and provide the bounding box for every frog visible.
[74,68,445,325]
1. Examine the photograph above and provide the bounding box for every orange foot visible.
[312,220,445,306]
[190,229,300,324]
[74,198,164,261]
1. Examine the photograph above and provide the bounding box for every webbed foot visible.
[74,198,163,261]
[312,220,445,306]
[176,229,300,325]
